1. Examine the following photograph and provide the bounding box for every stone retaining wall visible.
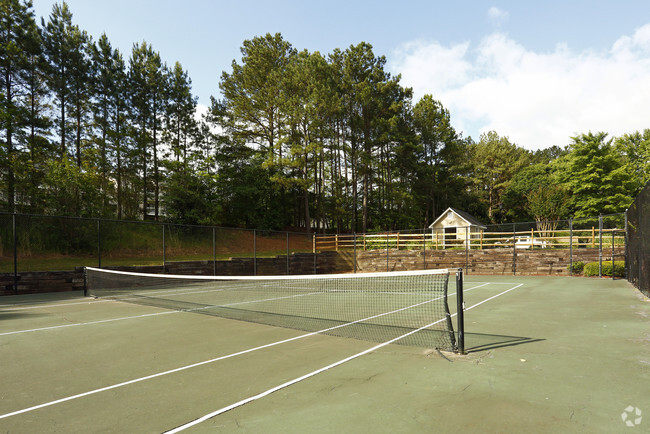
[0,252,340,296]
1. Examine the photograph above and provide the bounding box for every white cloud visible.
[390,23,650,150]
[487,7,509,27]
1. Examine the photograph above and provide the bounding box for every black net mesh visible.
[85,267,459,351]
[627,182,650,296]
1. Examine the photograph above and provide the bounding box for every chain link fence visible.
[0,213,315,286]
[626,182,650,296]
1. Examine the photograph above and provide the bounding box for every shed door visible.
[444,227,456,240]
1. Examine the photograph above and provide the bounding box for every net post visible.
[456,268,465,354]
[83,267,88,297]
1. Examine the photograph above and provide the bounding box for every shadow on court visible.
[464,332,545,352]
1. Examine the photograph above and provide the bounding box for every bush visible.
[569,261,585,274]
[583,261,625,277]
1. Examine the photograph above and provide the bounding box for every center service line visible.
[0,282,490,421]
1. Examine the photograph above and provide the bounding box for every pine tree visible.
[0,0,41,211]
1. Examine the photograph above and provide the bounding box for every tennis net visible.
[85,267,464,352]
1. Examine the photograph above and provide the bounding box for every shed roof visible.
[428,207,486,229]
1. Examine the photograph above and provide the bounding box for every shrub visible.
[583,261,625,277]
[569,261,585,275]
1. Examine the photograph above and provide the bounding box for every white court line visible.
[0,299,109,311]
[0,311,176,336]
[0,282,491,421]
[165,282,523,433]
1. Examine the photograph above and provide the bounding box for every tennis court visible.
[0,272,648,432]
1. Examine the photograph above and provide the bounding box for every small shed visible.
[428,208,486,247]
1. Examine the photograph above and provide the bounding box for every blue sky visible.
[30,0,650,150]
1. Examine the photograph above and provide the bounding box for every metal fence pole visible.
[253,229,257,276]
[213,227,216,276]
[598,214,603,278]
[623,208,630,279]
[313,234,317,275]
[569,218,573,275]
[465,228,469,274]
[386,231,390,272]
[13,213,18,293]
[512,224,517,275]
[612,231,616,280]
[423,228,426,270]
[286,232,289,275]
[97,219,102,268]
[162,223,166,273]
[353,232,357,273]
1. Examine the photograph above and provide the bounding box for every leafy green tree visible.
[526,184,570,237]
[615,129,650,189]
[554,132,637,217]
[42,155,102,217]
[502,163,552,221]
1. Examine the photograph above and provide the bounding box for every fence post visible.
[530,228,534,249]
[97,219,101,268]
[465,228,469,273]
[612,230,616,280]
[162,223,166,273]
[598,215,603,278]
[512,224,517,275]
[386,231,389,272]
[286,232,289,275]
[213,227,217,276]
[353,232,357,273]
[13,213,18,293]
[313,233,317,275]
[423,228,427,270]
[253,229,257,276]
[569,218,573,275]
[623,208,630,279]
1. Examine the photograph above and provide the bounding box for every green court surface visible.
[0,275,648,433]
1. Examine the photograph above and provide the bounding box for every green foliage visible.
[1,1,648,236]
[554,132,637,218]
[569,261,585,274]
[469,131,532,223]
[583,261,625,277]
[615,129,650,189]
